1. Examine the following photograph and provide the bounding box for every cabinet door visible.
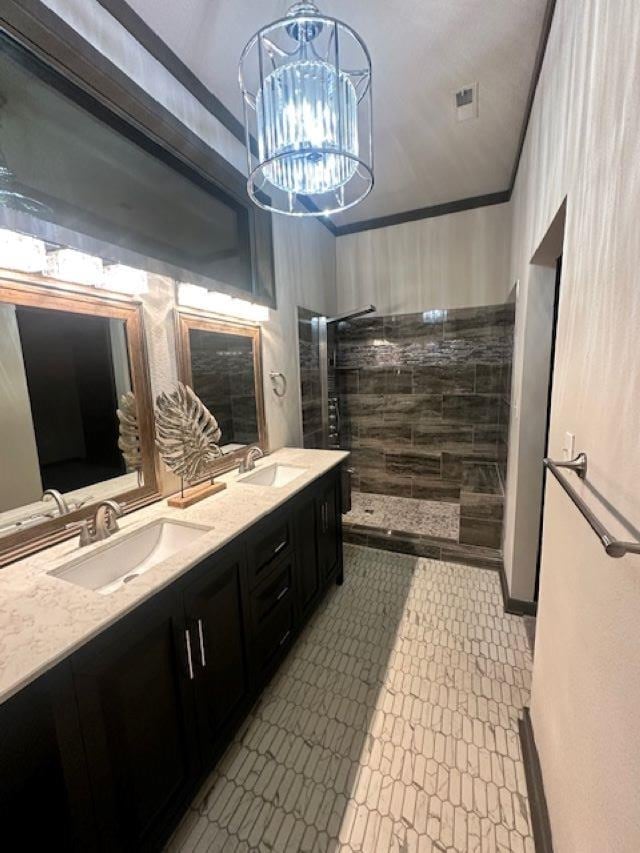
[317,475,339,582]
[183,546,248,761]
[72,588,198,853]
[0,662,96,852]
[295,492,321,618]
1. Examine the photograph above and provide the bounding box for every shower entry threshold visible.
[343,491,503,571]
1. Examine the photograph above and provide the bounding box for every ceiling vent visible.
[455,82,479,122]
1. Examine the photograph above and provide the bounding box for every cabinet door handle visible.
[274,539,287,556]
[276,585,289,602]
[279,629,291,647]
[185,629,195,680]
[197,618,207,668]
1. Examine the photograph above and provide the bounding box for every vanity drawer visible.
[246,512,292,588]
[250,559,293,630]
[251,600,295,680]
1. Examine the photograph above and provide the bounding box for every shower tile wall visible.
[336,303,514,550]
[297,307,324,448]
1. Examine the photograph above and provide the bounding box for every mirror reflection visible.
[188,328,259,453]
[0,302,140,537]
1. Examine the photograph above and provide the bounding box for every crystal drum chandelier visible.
[239,2,373,216]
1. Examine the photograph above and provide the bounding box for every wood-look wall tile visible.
[336,368,359,395]
[460,490,504,520]
[413,364,475,394]
[413,424,474,452]
[383,311,444,342]
[411,476,461,502]
[345,394,385,416]
[385,449,441,477]
[359,470,413,497]
[442,394,501,424]
[383,394,443,423]
[359,423,412,447]
[459,516,503,549]
[443,304,515,340]
[475,363,503,393]
[461,461,503,495]
[357,367,414,394]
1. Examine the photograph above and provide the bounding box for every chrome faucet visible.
[239,446,264,473]
[94,500,124,540]
[43,489,70,516]
[66,500,124,547]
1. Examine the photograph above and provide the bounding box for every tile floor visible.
[343,493,460,541]
[168,545,533,853]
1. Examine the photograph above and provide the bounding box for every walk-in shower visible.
[297,301,515,566]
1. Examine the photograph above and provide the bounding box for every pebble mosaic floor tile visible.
[343,493,460,541]
[167,544,533,853]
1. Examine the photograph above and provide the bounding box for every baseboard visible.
[499,562,538,616]
[519,708,554,853]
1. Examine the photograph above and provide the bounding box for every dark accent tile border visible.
[519,708,554,853]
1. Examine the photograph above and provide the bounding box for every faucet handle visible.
[65,520,96,547]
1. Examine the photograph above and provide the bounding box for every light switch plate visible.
[563,431,575,459]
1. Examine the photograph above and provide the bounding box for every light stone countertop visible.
[0,448,349,705]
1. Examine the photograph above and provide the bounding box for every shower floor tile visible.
[344,491,460,541]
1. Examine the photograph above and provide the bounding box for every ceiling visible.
[121,0,548,228]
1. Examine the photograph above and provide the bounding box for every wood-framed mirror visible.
[175,309,267,474]
[0,268,160,566]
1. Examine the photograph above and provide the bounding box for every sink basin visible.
[49,519,211,595]
[238,463,306,488]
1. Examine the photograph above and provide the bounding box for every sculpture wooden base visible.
[167,480,226,509]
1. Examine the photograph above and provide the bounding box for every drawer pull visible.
[276,585,289,602]
[274,539,287,556]
[197,618,207,668]
[279,629,291,647]
[185,629,195,681]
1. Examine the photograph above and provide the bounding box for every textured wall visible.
[40,0,337,453]
[505,1,640,851]
[336,203,512,315]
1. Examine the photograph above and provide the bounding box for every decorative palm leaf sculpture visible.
[155,383,222,484]
[117,391,143,483]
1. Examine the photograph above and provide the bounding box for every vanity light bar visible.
[0,228,46,272]
[100,263,148,295]
[178,283,269,323]
[0,227,149,294]
[46,248,104,286]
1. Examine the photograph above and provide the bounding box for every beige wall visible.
[505,1,640,850]
[336,203,512,314]
[40,0,337,451]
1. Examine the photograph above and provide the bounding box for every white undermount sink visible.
[49,519,211,595]
[238,463,306,488]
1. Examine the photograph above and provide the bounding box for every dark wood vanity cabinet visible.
[317,474,341,582]
[183,544,249,762]
[1,464,345,852]
[0,662,96,852]
[71,587,198,853]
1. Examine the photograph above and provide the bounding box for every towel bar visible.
[544,454,640,558]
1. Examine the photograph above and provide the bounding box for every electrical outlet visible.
[563,432,575,460]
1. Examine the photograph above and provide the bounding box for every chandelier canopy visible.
[239,2,373,217]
